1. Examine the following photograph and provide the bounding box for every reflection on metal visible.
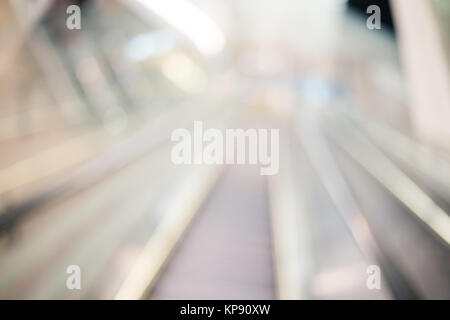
[298,108,418,299]
[268,135,313,299]
[114,165,223,300]
[326,112,450,246]
[0,132,100,195]
[347,111,450,200]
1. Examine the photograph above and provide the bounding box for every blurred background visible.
[0,0,449,299]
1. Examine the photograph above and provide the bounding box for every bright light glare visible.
[125,30,177,62]
[132,0,225,55]
[161,52,208,94]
